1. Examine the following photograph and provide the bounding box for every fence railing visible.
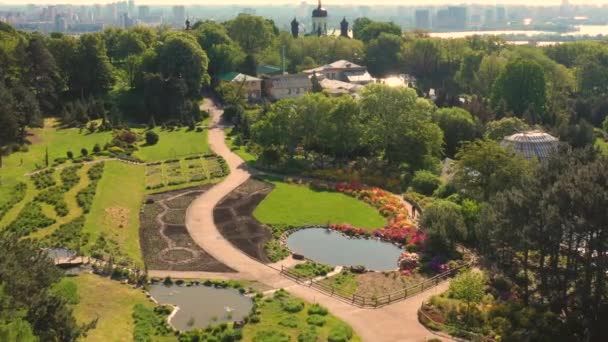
[280,261,473,308]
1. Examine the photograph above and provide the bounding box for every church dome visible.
[501,130,559,160]
[312,1,328,18]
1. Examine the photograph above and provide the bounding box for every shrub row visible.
[42,216,88,251]
[31,168,56,189]
[60,165,83,190]
[35,186,69,217]
[76,163,105,213]
[5,201,56,237]
[0,182,27,222]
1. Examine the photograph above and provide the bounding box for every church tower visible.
[312,0,328,36]
[340,17,349,38]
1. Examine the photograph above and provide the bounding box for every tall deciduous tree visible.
[157,33,209,96]
[226,14,274,54]
[432,107,478,157]
[360,84,443,171]
[365,33,402,76]
[491,59,547,120]
[453,139,532,202]
[72,34,115,97]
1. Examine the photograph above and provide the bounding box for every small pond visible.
[45,247,76,260]
[286,227,403,271]
[149,284,253,331]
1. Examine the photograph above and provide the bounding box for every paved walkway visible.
[181,98,452,342]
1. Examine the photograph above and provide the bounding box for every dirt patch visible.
[355,271,427,297]
[26,130,42,145]
[214,179,274,263]
[105,207,130,229]
[139,185,235,272]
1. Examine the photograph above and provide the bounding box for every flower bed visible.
[334,181,426,247]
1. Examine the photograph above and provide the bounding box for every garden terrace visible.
[140,185,235,272]
[144,154,229,191]
[213,179,274,263]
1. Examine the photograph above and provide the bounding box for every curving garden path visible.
[179,97,453,342]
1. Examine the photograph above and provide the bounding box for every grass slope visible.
[253,181,385,230]
[82,161,145,266]
[67,274,157,342]
[0,119,111,215]
[134,127,209,161]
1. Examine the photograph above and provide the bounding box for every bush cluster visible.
[292,261,333,278]
[264,239,290,262]
[132,303,172,342]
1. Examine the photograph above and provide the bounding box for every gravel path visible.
[180,97,453,342]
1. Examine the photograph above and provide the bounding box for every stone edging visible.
[277,225,404,271]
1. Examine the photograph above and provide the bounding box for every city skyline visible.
[2,0,608,6]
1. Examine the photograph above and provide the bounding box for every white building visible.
[264,74,312,101]
[304,60,374,85]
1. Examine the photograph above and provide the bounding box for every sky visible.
[3,0,608,6]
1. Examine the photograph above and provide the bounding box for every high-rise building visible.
[172,5,185,28]
[496,6,506,24]
[414,9,430,30]
[54,14,67,32]
[435,6,467,30]
[128,0,135,17]
[138,5,149,19]
[484,8,495,26]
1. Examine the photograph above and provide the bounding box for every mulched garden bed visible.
[213,179,274,263]
[140,185,235,272]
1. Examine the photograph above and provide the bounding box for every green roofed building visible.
[217,72,263,102]
[257,64,282,76]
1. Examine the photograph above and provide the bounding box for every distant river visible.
[429,25,608,39]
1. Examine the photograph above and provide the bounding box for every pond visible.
[149,284,253,331]
[286,227,403,271]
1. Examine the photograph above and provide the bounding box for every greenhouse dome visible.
[501,130,559,160]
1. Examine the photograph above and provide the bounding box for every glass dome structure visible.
[501,130,559,160]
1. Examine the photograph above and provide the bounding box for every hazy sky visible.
[3,0,608,6]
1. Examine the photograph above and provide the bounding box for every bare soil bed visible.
[140,185,235,272]
[214,179,274,263]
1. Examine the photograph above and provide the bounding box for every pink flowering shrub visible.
[398,252,420,271]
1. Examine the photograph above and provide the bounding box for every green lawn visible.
[82,161,145,266]
[242,290,360,342]
[134,127,209,161]
[253,180,386,230]
[66,274,162,342]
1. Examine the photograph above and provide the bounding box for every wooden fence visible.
[280,262,473,308]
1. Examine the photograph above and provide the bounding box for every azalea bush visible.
[398,252,420,272]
